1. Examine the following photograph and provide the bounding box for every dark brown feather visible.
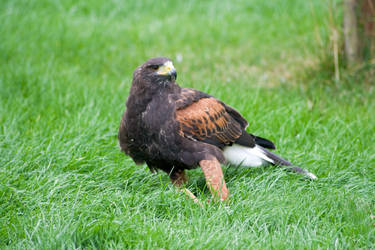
[118,57,274,177]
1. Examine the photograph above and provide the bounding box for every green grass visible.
[1,0,374,248]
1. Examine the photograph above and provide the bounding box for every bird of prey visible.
[118,57,316,202]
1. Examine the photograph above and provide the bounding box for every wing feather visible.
[176,97,243,148]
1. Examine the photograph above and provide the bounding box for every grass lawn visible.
[1,0,374,248]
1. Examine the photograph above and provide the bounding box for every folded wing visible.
[176,95,252,148]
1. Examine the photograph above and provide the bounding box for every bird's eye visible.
[150,65,159,70]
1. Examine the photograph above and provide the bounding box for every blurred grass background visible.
[0,0,374,248]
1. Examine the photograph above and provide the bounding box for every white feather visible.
[223,144,274,167]
[223,144,318,180]
[305,172,318,180]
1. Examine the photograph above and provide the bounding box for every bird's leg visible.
[170,169,188,187]
[180,188,202,206]
[199,158,228,201]
[170,169,202,206]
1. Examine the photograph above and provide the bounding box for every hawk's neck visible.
[126,81,180,113]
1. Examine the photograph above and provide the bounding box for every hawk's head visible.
[137,57,177,85]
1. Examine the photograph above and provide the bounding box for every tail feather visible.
[254,135,276,149]
[259,146,317,180]
[223,144,317,180]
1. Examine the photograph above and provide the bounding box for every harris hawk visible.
[118,57,317,202]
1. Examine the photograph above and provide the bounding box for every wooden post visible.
[344,0,360,66]
[359,0,375,61]
[344,0,375,67]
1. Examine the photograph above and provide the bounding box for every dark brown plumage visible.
[119,58,220,171]
[118,57,317,202]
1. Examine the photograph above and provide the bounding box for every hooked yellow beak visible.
[157,61,176,76]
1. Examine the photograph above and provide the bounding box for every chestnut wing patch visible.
[176,98,243,147]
